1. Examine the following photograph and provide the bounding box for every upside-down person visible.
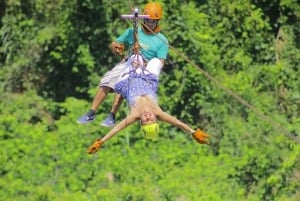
[77,2,169,127]
[87,55,210,154]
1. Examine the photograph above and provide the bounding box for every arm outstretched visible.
[156,110,210,144]
[157,111,194,133]
[101,114,138,142]
[87,112,138,154]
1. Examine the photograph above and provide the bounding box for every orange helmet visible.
[143,2,163,20]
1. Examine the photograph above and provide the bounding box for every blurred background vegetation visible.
[0,0,299,200]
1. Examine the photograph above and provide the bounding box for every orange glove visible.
[110,42,125,56]
[87,139,103,154]
[192,128,210,144]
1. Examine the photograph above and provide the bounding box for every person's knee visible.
[101,86,113,94]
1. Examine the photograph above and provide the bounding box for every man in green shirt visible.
[77,2,169,127]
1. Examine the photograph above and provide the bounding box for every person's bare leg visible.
[90,86,111,111]
[101,93,123,127]
[110,93,124,114]
[77,86,111,124]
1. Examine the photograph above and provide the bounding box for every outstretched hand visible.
[87,139,103,154]
[192,128,210,144]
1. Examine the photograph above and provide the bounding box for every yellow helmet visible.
[143,2,163,20]
[141,122,159,140]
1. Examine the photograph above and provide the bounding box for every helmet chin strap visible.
[142,24,160,34]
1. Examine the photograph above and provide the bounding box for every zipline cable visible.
[139,21,300,144]
[168,46,300,144]
[125,1,299,144]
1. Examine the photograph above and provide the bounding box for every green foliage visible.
[1,0,300,200]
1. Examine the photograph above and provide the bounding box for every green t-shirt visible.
[116,27,169,61]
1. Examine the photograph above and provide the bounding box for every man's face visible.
[143,18,159,30]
